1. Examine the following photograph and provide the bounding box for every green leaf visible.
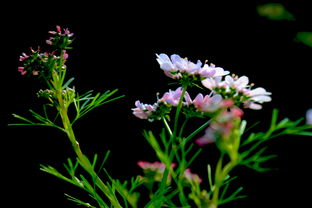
[257,3,295,21]
[296,32,312,47]
[65,194,97,208]
[62,77,75,89]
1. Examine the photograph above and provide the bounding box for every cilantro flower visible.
[156,53,202,79]
[192,93,223,113]
[198,63,230,78]
[159,87,183,106]
[196,107,244,146]
[132,101,157,120]
[183,168,203,184]
[202,75,272,110]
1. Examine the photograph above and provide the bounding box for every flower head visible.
[132,101,157,120]
[192,93,223,113]
[156,53,202,79]
[183,168,203,184]
[196,107,244,146]
[137,161,176,183]
[159,87,183,106]
[202,74,272,110]
[198,63,230,78]
[46,25,74,50]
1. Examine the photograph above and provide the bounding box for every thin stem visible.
[185,119,212,143]
[178,117,189,139]
[172,86,188,141]
[171,85,189,206]
[162,117,172,136]
[52,71,122,208]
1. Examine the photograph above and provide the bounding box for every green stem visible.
[178,117,189,139]
[172,85,188,141]
[162,117,172,136]
[172,85,189,206]
[210,155,238,208]
[53,72,122,208]
[185,119,212,143]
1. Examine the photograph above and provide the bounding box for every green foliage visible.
[240,109,312,172]
[257,3,294,21]
[296,32,312,47]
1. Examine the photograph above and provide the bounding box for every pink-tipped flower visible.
[56,25,61,33]
[46,39,53,45]
[196,107,244,146]
[63,50,69,59]
[137,161,166,172]
[137,161,176,183]
[183,168,203,184]
[195,125,217,146]
[159,87,183,106]
[202,74,272,110]
[18,67,26,75]
[156,53,203,79]
[198,63,229,78]
[132,100,156,120]
[193,93,223,113]
[19,53,29,61]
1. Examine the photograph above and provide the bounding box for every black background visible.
[1,0,312,207]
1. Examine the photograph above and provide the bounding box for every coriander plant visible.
[10,26,312,208]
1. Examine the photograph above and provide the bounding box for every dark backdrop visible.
[1,1,312,207]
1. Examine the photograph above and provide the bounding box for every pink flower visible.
[202,74,272,110]
[63,50,69,59]
[56,25,61,33]
[196,107,244,146]
[183,168,202,184]
[46,39,52,45]
[195,125,217,146]
[137,161,166,172]
[132,100,156,120]
[19,53,29,61]
[193,93,222,113]
[18,67,26,75]
[159,87,183,106]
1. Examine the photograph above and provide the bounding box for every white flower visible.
[202,74,272,110]
[199,63,229,78]
[224,75,249,91]
[201,77,223,90]
[306,109,312,125]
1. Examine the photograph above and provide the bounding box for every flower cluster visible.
[196,107,244,146]
[133,53,273,156]
[132,88,226,121]
[18,26,73,78]
[156,53,229,80]
[137,161,202,185]
[183,168,203,184]
[202,75,272,110]
[156,53,272,110]
[46,25,74,50]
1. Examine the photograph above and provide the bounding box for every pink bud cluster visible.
[196,107,244,146]
[17,26,73,77]
[137,161,202,184]
[46,25,74,46]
